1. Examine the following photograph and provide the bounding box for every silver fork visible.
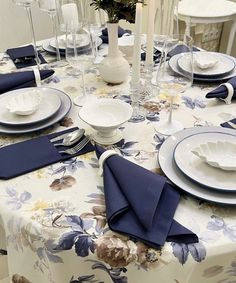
[58,136,91,155]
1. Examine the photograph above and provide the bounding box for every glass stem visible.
[25,5,40,72]
[81,70,86,97]
[50,13,61,62]
[168,96,173,124]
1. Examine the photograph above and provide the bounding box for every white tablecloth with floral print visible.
[0,43,236,283]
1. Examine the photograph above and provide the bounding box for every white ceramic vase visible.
[99,23,130,84]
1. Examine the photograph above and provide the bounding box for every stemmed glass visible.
[154,34,193,135]
[66,25,95,106]
[37,0,66,67]
[12,0,40,71]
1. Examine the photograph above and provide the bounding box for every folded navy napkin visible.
[220,118,236,129]
[0,128,94,180]
[96,145,198,248]
[100,26,131,44]
[206,76,236,100]
[0,69,54,95]
[6,45,46,69]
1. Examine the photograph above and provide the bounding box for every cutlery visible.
[227,121,236,129]
[50,129,82,143]
[59,136,91,155]
[54,129,85,147]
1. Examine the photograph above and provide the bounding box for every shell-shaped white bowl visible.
[191,141,236,171]
[6,90,42,116]
[194,52,219,70]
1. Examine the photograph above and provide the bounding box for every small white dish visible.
[194,52,218,69]
[191,141,236,171]
[6,89,41,116]
[79,98,133,145]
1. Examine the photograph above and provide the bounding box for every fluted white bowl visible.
[191,141,236,171]
[6,89,41,116]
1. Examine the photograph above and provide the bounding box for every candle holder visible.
[129,83,145,123]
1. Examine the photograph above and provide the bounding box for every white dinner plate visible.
[0,87,72,134]
[159,126,236,205]
[0,88,61,126]
[168,53,236,83]
[177,52,235,78]
[174,132,236,191]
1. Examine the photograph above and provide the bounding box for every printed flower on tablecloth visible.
[50,175,76,191]
[12,274,31,283]
[95,235,137,267]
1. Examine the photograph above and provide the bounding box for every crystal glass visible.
[154,34,193,135]
[37,0,66,67]
[12,0,41,72]
[66,26,94,106]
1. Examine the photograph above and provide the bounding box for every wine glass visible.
[37,0,66,67]
[66,26,95,106]
[12,0,40,72]
[154,34,193,135]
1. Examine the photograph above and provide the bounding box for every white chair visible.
[178,0,236,54]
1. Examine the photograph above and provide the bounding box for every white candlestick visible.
[146,0,155,66]
[131,3,143,88]
[61,3,79,27]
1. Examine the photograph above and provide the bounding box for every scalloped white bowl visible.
[6,89,42,116]
[194,52,219,69]
[191,141,236,171]
[79,98,133,145]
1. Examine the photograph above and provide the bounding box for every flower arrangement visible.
[90,0,146,23]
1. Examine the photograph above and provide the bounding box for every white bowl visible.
[79,98,133,145]
[194,52,218,69]
[191,141,236,171]
[6,89,42,116]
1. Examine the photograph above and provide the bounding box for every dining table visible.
[0,40,236,283]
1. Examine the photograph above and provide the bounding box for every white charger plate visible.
[0,88,61,126]
[174,132,236,191]
[0,87,72,134]
[159,126,236,205]
[177,52,235,78]
[168,53,236,83]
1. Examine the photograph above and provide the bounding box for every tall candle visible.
[131,3,143,88]
[61,3,79,27]
[47,0,56,10]
[146,0,155,66]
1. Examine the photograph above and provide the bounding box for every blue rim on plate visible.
[173,132,236,192]
[0,87,72,134]
[158,126,236,205]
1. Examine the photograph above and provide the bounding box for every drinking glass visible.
[66,26,95,106]
[154,34,193,135]
[12,0,40,71]
[37,0,66,67]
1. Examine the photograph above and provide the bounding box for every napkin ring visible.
[220,83,234,105]
[98,150,118,176]
[33,68,41,87]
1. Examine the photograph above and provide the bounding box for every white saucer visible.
[159,126,236,205]
[0,88,61,126]
[174,132,236,191]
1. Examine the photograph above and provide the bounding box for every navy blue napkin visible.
[100,26,131,44]
[0,69,54,95]
[7,45,47,69]
[220,118,236,129]
[206,76,236,100]
[0,128,94,180]
[96,145,198,248]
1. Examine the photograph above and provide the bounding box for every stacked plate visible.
[159,126,236,205]
[0,87,72,134]
[169,51,236,83]
[42,34,103,57]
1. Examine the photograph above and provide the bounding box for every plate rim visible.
[0,87,72,134]
[0,88,62,126]
[173,131,236,192]
[158,126,236,205]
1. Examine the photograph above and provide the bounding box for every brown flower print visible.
[80,205,107,231]
[59,117,73,127]
[50,175,76,191]
[95,235,137,267]
[12,274,31,283]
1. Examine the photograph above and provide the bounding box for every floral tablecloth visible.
[0,44,236,283]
